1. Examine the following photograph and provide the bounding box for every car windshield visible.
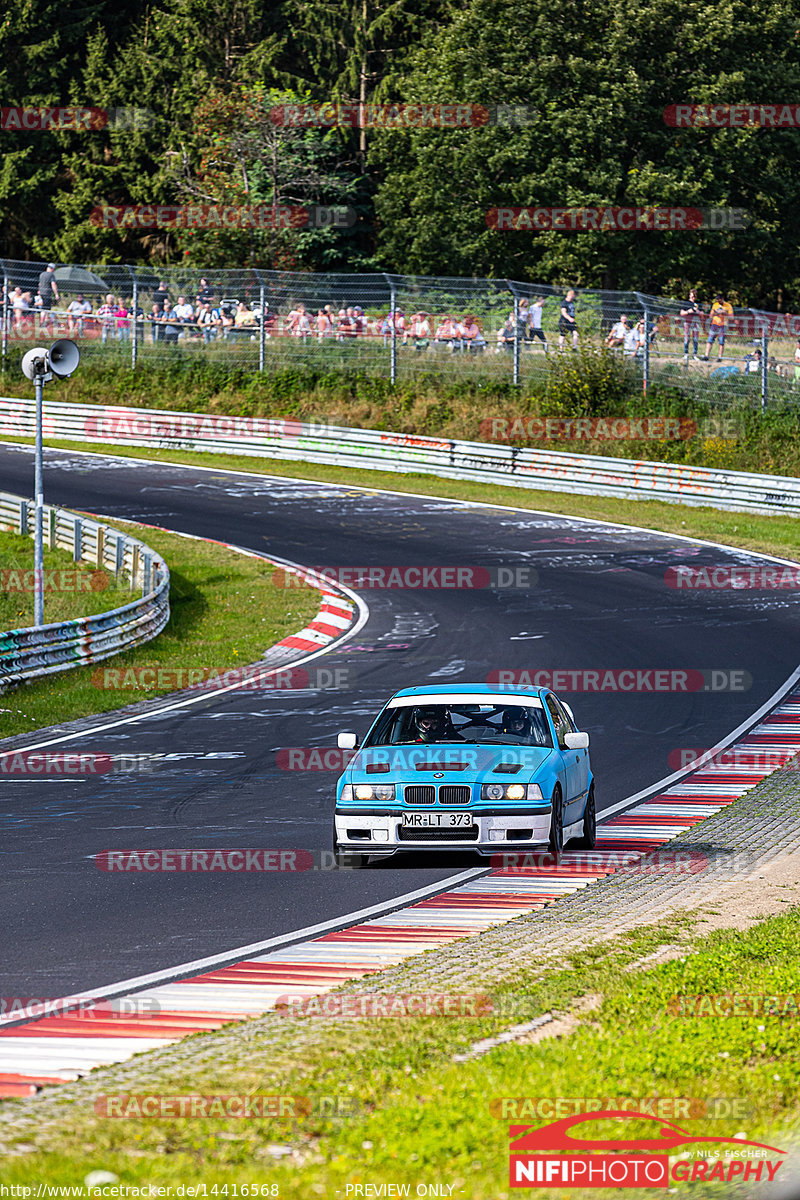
[362,703,553,748]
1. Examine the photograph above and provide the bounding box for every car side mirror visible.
[564,731,589,750]
[337,732,358,750]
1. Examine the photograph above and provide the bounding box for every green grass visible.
[0,520,320,738]
[1,907,797,1196]
[0,528,131,630]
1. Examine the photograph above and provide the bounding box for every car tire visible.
[332,827,368,869]
[548,786,563,859]
[575,783,596,850]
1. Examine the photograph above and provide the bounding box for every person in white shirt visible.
[529,297,548,350]
[623,320,644,357]
[67,294,92,337]
[606,314,629,348]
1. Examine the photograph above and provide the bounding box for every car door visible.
[545,693,588,827]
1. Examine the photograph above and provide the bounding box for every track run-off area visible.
[1,441,800,1093]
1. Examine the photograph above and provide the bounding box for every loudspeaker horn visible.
[48,339,80,378]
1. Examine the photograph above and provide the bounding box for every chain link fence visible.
[2,259,797,408]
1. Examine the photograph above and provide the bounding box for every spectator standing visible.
[37,263,59,331]
[679,289,703,360]
[558,289,579,351]
[703,293,733,361]
[96,293,116,343]
[529,297,548,350]
[162,299,181,344]
[11,287,30,336]
[196,277,213,304]
[148,303,163,344]
[153,281,171,309]
[114,298,130,341]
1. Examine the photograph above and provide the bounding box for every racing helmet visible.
[412,706,446,738]
[502,706,530,735]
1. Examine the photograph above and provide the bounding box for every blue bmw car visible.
[333,684,595,867]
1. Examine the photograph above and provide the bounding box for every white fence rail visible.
[0,488,169,690]
[1,396,799,516]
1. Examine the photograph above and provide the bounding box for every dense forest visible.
[3,0,800,305]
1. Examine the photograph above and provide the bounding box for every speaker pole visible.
[34,373,44,627]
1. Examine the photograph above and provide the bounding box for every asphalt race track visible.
[2,442,799,999]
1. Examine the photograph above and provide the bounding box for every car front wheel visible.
[575,783,596,850]
[548,787,564,859]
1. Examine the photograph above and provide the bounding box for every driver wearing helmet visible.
[501,707,531,741]
[412,706,462,743]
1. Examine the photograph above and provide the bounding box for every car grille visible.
[398,825,479,841]
[404,785,435,805]
[438,785,472,806]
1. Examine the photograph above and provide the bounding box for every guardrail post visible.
[1,266,8,372]
[19,500,27,535]
[48,508,56,549]
[73,517,82,562]
[96,527,105,570]
[761,326,768,412]
[143,552,152,596]
[114,534,124,579]
[643,306,650,395]
[131,544,139,591]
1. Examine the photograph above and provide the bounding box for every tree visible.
[369,0,800,306]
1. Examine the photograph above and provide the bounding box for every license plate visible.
[401,812,472,828]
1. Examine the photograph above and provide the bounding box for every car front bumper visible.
[334,806,552,857]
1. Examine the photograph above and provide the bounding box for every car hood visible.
[345,743,553,784]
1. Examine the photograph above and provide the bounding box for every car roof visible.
[390,684,550,700]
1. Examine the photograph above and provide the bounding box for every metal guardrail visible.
[1,397,799,517]
[0,488,170,690]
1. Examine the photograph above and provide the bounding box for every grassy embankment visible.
[1,901,797,1197]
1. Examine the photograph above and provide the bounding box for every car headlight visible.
[481,783,544,802]
[349,783,396,802]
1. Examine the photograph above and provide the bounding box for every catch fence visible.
[2,260,797,408]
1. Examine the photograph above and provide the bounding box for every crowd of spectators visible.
[0,276,781,376]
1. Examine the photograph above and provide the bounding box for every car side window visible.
[552,694,577,732]
[545,694,570,749]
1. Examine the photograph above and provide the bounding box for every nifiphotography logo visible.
[508,1110,786,1188]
